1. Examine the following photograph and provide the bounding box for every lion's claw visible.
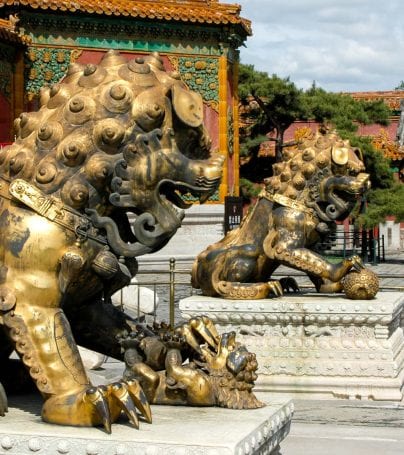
[109,379,152,427]
[175,324,204,355]
[124,379,152,424]
[188,317,218,349]
[111,382,140,428]
[351,255,365,271]
[84,387,112,433]
[42,380,151,432]
[267,280,284,297]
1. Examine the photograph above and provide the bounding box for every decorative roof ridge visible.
[0,14,31,44]
[0,14,19,31]
[348,90,404,97]
[346,90,404,111]
[0,0,251,36]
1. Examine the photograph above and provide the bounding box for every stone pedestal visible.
[138,204,224,268]
[180,292,404,401]
[0,394,293,455]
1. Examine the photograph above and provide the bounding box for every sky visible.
[236,0,404,93]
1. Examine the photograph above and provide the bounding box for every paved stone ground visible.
[90,360,404,454]
[281,422,404,455]
[279,398,404,454]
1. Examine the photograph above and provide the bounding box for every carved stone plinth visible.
[0,394,293,455]
[180,292,404,401]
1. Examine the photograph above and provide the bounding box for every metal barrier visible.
[315,230,385,264]
[116,258,195,328]
[115,258,404,326]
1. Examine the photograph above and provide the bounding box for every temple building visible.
[0,0,251,202]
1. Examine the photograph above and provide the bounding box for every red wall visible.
[0,92,11,142]
[281,119,400,143]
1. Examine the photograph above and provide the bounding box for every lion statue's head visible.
[265,126,370,224]
[201,331,264,409]
[0,50,223,256]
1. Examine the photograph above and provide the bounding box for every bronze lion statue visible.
[0,50,262,431]
[193,127,378,299]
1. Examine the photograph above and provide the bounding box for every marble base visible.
[180,292,404,401]
[0,394,293,455]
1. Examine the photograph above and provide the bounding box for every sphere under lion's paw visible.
[343,268,379,300]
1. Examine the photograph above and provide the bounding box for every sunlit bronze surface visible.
[0,50,225,431]
[343,268,379,299]
[122,316,263,410]
[193,127,378,300]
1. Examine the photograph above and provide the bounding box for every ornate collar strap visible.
[7,178,107,246]
[259,189,316,219]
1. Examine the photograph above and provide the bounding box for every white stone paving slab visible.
[0,393,293,455]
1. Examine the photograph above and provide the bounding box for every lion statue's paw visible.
[42,380,151,432]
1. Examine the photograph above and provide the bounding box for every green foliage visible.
[238,64,391,169]
[301,87,390,133]
[239,177,262,202]
[357,184,404,228]
[239,134,268,157]
[239,64,270,100]
[239,64,306,160]
[238,64,399,223]
[395,80,404,90]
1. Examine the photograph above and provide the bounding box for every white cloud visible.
[237,0,404,91]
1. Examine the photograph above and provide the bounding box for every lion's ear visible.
[331,146,349,165]
[172,84,203,127]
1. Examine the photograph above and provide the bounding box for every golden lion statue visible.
[0,50,262,431]
[193,127,378,299]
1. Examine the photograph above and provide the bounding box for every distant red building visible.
[258,90,404,182]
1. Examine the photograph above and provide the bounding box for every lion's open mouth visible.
[157,178,221,209]
[321,173,370,206]
[332,173,370,195]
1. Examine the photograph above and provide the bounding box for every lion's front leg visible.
[263,224,364,289]
[3,303,150,431]
[267,243,363,284]
[164,349,215,406]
